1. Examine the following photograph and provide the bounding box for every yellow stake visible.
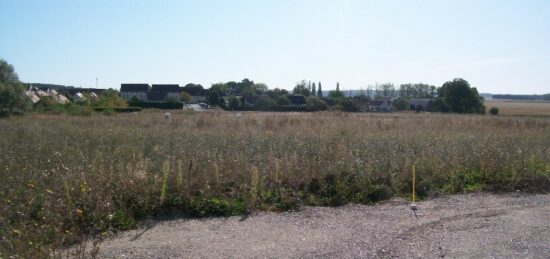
[412,164,416,203]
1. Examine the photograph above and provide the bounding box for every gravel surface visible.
[97,193,549,258]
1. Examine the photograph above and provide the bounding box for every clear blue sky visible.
[1,0,549,94]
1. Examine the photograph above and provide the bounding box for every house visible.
[149,84,180,102]
[65,88,105,97]
[54,94,70,104]
[72,92,87,102]
[409,98,431,111]
[120,84,149,101]
[25,86,40,104]
[369,97,394,112]
[25,86,70,104]
[89,92,99,101]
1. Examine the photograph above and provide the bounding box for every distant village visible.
[24,81,435,112]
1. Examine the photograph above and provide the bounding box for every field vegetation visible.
[1,111,549,257]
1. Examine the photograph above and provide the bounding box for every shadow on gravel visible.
[130,221,158,241]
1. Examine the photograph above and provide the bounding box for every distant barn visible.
[369,97,393,112]
[408,98,431,111]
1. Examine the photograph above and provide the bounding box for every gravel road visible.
[97,193,549,258]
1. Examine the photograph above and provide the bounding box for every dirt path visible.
[97,193,549,258]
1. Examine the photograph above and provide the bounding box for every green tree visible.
[227,96,241,109]
[0,59,20,83]
[399,83,436,98]
[489,107,499,116]
[380,83,396,97]
[181,83,204,94]
[267,88,289,99]
[180,92,192,103]
[438,78,485,114]
[0,59,31,117]
[0,82,31,116]
[317,82,323,97]
[293,80,311,96]
[427,98,449,113]
[392,97,409,111]
[329,82,345,99]
[210,83,229,95]
[311,82,316,97]
[207,91,220,106]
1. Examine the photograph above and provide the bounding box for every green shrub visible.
[489,107,499,116]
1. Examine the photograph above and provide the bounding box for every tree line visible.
[2,57,491,116]
[492,94,550,101]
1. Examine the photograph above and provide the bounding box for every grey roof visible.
[408,98,431,105]
[121,84,149,92]
[152,84,180,93]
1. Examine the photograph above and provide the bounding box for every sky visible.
[1,0,549,94]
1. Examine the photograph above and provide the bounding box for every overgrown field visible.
[485,100,550,116]
[1,111,549,257]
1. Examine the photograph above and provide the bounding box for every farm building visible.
[409,98,431,111]
[369,97,393,112]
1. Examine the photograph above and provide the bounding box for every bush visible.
[255,96,272,110]
[276,96,291,107]
[489,107,499,116]
[65,103,94,116]
[341,99,359,112]
[93,89,128,108]
[34,96,64,114]
[306,96,328,111]
[227,96,242,109]
[392,97,408,111]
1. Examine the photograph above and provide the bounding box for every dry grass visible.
[1,110,549,257]
[485,100,550,116]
